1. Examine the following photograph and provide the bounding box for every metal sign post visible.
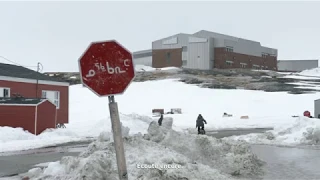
[108,95,128,180]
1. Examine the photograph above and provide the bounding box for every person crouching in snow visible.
[196,114,207,134]
[158,114,163,126]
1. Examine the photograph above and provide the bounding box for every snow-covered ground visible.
[226,116,320,146]
[1,76,320,152]
[20,119,265,180]
[283,67,320,79]
[297,67,320,77]
[282,75,320,80]
[135,65,181,73]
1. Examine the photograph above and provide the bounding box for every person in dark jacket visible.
[196,114,207,134]
[158,114,163,126]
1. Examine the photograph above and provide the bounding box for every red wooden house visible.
[0,63,69,134]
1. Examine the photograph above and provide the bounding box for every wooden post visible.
[108,95,128,180]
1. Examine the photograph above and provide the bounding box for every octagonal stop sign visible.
[79,40,135,96]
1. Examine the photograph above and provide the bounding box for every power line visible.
[0,55,38,69]
[0,55,45,76]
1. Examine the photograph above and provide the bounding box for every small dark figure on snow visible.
[304,110,313,118]
[196,114,207,134]
[158,114,163,126]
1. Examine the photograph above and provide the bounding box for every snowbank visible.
[282,75,320,80]
[0,113,153,153]
[0,127,83,153]
[135,65,181,73]
[21,120,264,180]
[135,65,155,72]
[298,67,320,77]
[0,126,35,143]
[227,116,320,146]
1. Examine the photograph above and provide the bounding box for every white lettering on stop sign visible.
[85,59,130,78]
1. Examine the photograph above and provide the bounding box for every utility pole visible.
[36,62,40,98]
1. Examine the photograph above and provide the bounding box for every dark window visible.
[252,64,260,69]
[240,63,247,68]
[226,46,233,52]
[226,60,233,66]
[166,52,171,64]
[3,88,9,97]
[42,91,46,98]
[182,46,187,52]
[262,53,268,58]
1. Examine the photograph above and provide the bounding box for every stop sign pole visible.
[108,95,127,180]
[79,40,136,180]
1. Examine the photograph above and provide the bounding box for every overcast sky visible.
[0,1,319,72]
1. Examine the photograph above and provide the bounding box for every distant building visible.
[152,30,278,70]
[314,99,320,118]
[133,49,152,67]
[277,60,318,72]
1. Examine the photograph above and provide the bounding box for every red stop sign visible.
[78,40,135,96]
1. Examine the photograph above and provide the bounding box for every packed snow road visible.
[252,145,320,180]
[2,145,320,180]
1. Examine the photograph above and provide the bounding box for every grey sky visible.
[0,1,319,72]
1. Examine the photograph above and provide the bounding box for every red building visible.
[151,30,278,70]
[0,63,69,133]
[0,97,57,135]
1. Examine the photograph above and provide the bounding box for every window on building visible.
[133,51,152,59]
[182,60,187,66]
[240,63,247,68]
[182,46,187,52]
[226,46,233,52]
[166,52,171,64]
[42,90,60,109]
[262,53,268,58]
[0,88,10,98]
[252,64,260,69]
[226,60,233,66]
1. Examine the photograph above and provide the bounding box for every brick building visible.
[151,30,278,70]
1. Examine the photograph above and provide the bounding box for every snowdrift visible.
[0,126,83,153]
[229,116,320,146]
[135,65,181,73]
[298,67,320,77]
[21,118,264,180]
[0,113,153,153]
